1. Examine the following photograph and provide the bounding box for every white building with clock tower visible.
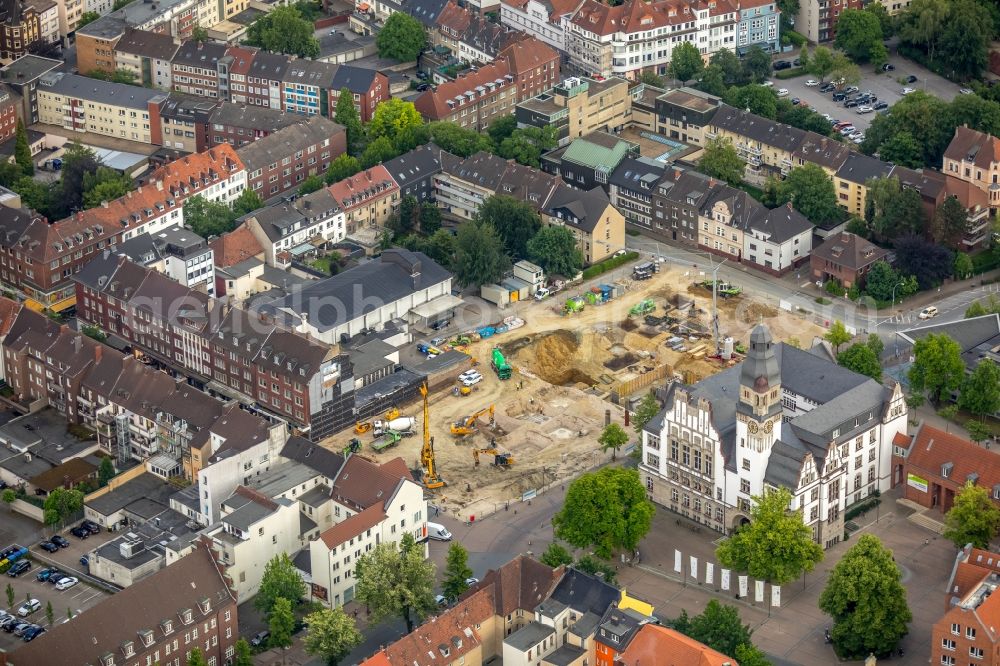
[640,324,908,549]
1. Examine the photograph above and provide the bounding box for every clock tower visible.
[737,325,782,454]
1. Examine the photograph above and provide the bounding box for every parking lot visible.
[0,543,111,651]
[767,51,966,132]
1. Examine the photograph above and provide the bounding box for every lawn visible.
[309,256,334,274]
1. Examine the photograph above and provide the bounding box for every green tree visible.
[13,177,53,217]
[804,45,837,81]
[909,333,966,404]
[391,194,420,236]
[780,164,840,225]
[497,125,559,168]
[82,167,133,208]
[934,195,973,248]
[723,85,778,119]
[326,153,362,184]
[632,392,661,436]
[191,25,209,42]
[824,320,852,353]
[937,0,990,80]
[954,252,974,280]
[427,122,492,157]
[597,422,629,460]
[442,542,473,601]
[876,131,924,168]
[685,600,755,659]
[742,45,772,83]
[268,597,295,650]
[866,2,894,37]
[369,99,423,145]
[698,136,745,186]
[42,487,84,527]
[97,457,115,487]
[234,638,253,666]
[944,481,1000,548]
[85,68,140,85]
[334,87,364,156]
[231,189,263,217]
[77,10,100,27]
[355,534,436,632]
[669,42,704,82]
[864,260,914,303]
[254,553,306,616]
[453,219,510,287]
[527,226,583,277]
[820,534,911,658]
[14,119,31,177]
[574,555,617,585]
[45,600,53,627]
[829,53,862,87]
[835,8,887,64]
[298,174,325,196]
[639,71,665,88]
[710,49,749,87]
[303,607,362,666]
[4,583,12,609]
[967,300,991,318]
[420,203,442,234]
[959,359,1000,419]
[837,343,882,380]
[245,6,319,58]
[939,403,960,422]
[540,542,574,568]
[188,647,207,666]
[475,195,540,259]
[376,12,426,62]
[694,64,728,97]
[716,487,823,584]
[487,115,517,145]
[734,643,772,666]
[967,419,993,444]
[552,467,654,559]
[183,195,238,238]
[1,488,15,511]
[360,135,398,169]
[865,177,925,241]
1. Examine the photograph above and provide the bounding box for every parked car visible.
[16,599,39,617]
[1,617,20,631]
[458,370,482,382]
[792,58,800,66]
[416,83,430,92]
[14,623,34,637]
[960,88,974,95]
[761,80,774,87]
[776,88,789,97]
[882,63,895,71]
[772,60,792,70]
[35,568,56,582]
[45,569,65,584]
[819,83,836,92]
[465,577,479,585]
[805,79,819,86]
[839,126,857,136]
[844,99,859,108]
[70,525,89,539]
[55,576,78,591]
[873,101,889,110]
[50,535,69,549]
[81,520,101,534]
[7,560,31,577]
[79,556,89,568]
[919,306,939,320]
[901,87,915,95]
[832,92,847,102]
[533,287,550,301]
[906,75,917,83]
[461,374,482,387]
[424,522,452,541]
[790,97,800,105]
[844,86,859,94]
[38,541,58,553]
[22,625,44,642]
[250,631,270,647]
[435,594,448,607]
[856,105,874,114]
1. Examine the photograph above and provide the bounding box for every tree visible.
[4,583,12,609]
[360,136,398,169]
[709,49,748,87]
[298,174,324,196]
[716,487,823,584]
[14,119,31,177]
[723,85,778,120]
[597,422,629,460]
[254,553,306,617]
[959,359,1000,419]
[391,194,420,236]
[527,226,583,277]
[743,45,772,83]
[934,195,973,248]
[183,195,238,238]
[355,536,436,632]
[967,419,993,444]
[780,164,840,225]
[42,487,84,527]
[191,25,209,42]
[540,542,574,568]
[1,488,14,511]
[864,260,913,303]
[639,71,665,88]
[824,320,851,353]
[427,122,492,158]
[669,42,703,81]
[892,235,953,290]
[369,99,423,145]
[876,131,924,168]
[231,189,263,217]
[908,333,966,404]
[442,542,473,601]
[453,220,510,287]
[829,54,861,88]
[694,64,728,97]
[819,534,911,658]
[574,555,617,585]
[245,6,319,58]
[698,137,745,186]
[420,203,442,234]
[944,481,1000,548]
[804,45,837,81]
[937,0,990,80]
[865,177,925,242]
[867,333,885,358]
[303,607,362,666]
[632,392,661,436]
[475,195,540,259]
[837,343,882,380]
[82,167,132,208]
[497,125,559,168]
[188,648,207,666]
[77,10,100,27]
[862,91,952,168]
[552,467,654,559]
[45,600,53,627]
[487,115,517,146]
[97,457,115,487]
[866,2,894,37]
[376,12,426,62]
[334,88,364,156]
[734,643,772,666]
[835,9,887,64]
[326,153,362,184]
[686,600,755,659]
[234,638,253,666]
[268,597,295,651]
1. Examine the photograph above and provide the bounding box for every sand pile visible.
[740,302,780,324]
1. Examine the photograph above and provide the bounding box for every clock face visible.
[763,421,773,434]
[748,421,759,434]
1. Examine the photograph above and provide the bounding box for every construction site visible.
[320,261,824,522]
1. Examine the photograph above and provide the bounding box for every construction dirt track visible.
[319,262,823,522]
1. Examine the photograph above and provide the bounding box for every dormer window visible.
[199,598,211,614]
[140,630,154,647]
[122,642,135,658]
[182,609,193,624]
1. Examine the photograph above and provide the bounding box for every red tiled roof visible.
[571,0,699,35]
[327,165,398,212]
[944,126,1000,169]
[618,624,734,666]
[358,652,392,666]
[944,173,991,211]
[414,59,512,120]
[905,423,1000,490]
[210,224,263,267]
[436,0,471,33]
[331,455,409,512]
[318,504,386,549]
[0,296,21,339]
[498,36,559,75]
[225,45,257,75]
[233,485,280,512]
[383,588,489,665]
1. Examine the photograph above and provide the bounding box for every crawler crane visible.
[419,383,445,490]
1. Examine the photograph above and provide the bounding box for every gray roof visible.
[113,28,180,61]
[254,250,451,332]
[172,40,227,68]
[208,102,305,132]
[85,473,174,518]
[763,434,806,488]
[405,0,450,26]
[0,54,61,83]
[544,644,586,666]
[248,461,322,498]
[222,493,282,531]
[547,568,620,616]
[710,104,807,154]
[74,14,127,38]
[38,72,167,109]
[608,157,665,192]
[245,188,341,243]
[382,145,444,190]
[543,184,612,234]
[281,59,338,87]
[92,509,196,571]
[248,51,291,82]
[505,621,555,650]
[568,610,602,639]
[329,64,379,94]
[236,115,344,171]
[790,380,887,448]
[111,0,197,28]
[751,204,813,244]
[280,435,345,480]
[442,151,509,192]
[835,152,894,185]
[117,224,209,264]
[159,95,219,123]
[898,314,1000,354]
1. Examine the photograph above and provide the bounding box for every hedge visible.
[845,496,881,521]
[582,251,641,280]
[785,30,807,47]
[774,67,808,80]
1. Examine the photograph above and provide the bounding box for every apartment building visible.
[243,188,346,265]
[931,544,1000,666]
[541,130,640,192]
[224,44,255,103]
[943,125,1000,215]
[499,0,581,52]
[208,101,305,148]
[37,71,167,143]
[326,65,388,123]
[382,144,445,204]
[244,50,289,109]
[435,0,518,64]
[515,75,630,147]
[795,0,862,43]
[809,231,888,289]
[171,39,228,98]
[645,86,723,147]
[0,86,18,144]
[310,454,427,608]
[116,224,215,294]
[113,28,180,90]
[74,14,125,75]
[832,152,895,219]
[641,324,908,546]
[736,0,780,53]
[0,54,61,124]
[0,0,50,63]
[236,115,346,200]
[608,157,666,230]
[327,164,400,234]
[158,94,219,152]
[543,182,625,263]
[281,58,337,117]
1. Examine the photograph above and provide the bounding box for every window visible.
[970,646,984,658]
[940,657,955,666]
[941,638,956,651]
[740,479,750,493]
[742,458,750,471]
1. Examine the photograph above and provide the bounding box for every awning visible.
[289,243,315,257]
[409,294,463,319]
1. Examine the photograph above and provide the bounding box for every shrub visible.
[581,251,640,280]
[774,67,808,80]
[824,279,845,297]
[845,497,881,521]
[784,30,807,47]
[815,296,832,305]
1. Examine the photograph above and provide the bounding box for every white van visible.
[424,522,452,541]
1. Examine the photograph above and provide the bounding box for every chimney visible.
[101,200,108,208]
[786,201,793,210]
[673,168,680,179]
[708,177,715,187]
[155,180,163,191]
[94,345,103,361]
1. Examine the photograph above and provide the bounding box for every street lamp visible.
[890,280,907,311]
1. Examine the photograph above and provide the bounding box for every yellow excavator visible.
[420,383,445,490]
[473,447,514,468]
[355,406,401,435]
[450,404,495,437]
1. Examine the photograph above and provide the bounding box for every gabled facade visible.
[243,188,346,265]
[931,544,1000,666]
[943,125,1000,216]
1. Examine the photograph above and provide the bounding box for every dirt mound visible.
[620,318,638,332]
[687,283,712,298]
[522,330,587,385]
[740,302,780,324]
[605,352,641,370]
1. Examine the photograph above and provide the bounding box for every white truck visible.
[373,417,416,434]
